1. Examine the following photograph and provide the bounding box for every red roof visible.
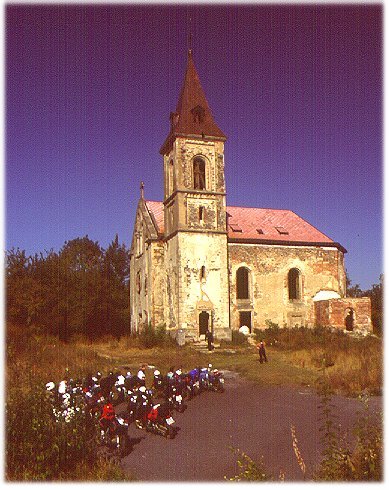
[160,51,226,154]
[145,201,344,251]
[145,200,165,234]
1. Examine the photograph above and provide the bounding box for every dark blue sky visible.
[6,4,382,289]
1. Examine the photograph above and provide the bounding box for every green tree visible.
[100,234,130,338]
[58,236,103,339]
[5,235,131,339]
[362,275,383,335]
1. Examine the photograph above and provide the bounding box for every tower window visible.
[288,268,301,300]
[193,157,206,190]
[236,267,249,299]
[191,105,205,123]
[168,159,174,195]
[199,206,205,222]
[200,266,206,281]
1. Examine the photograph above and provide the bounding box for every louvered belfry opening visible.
[193,157,206,190]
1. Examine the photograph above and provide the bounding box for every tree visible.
[5,235,131,339]
[363,275,383,335]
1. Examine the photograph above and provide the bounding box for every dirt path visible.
[121,371,382,481]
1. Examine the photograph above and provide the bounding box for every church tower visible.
[160,50,231,340]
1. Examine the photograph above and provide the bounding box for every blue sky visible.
[6,4,382,289]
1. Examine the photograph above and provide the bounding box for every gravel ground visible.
[120,371,382,481]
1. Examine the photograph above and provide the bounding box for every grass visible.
[5,323,383,481]
[6,324,382,397]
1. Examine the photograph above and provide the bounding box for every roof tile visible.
[145,201,341,249]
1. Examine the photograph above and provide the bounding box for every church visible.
[129,50,372,342]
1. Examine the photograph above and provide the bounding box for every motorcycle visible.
[146,403,177,439]
[209,370,225,393]
[182,373,199,399]
[167,384,186,413]
[110,384,127,406]
[152,374,166,399]
[199,368,210,392]
[99,416,129,457]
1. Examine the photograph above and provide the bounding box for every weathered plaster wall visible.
[228,243,346,330]
[129,234,150,333]
[176,232,230,340]
[150,241,166,328]
[165,236,180,330]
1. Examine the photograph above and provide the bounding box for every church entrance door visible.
[239,311,252,333]
[199,311,209,336]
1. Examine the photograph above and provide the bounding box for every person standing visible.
[257,340,268,363]
[137,365,147,387]
[205,329,214,351]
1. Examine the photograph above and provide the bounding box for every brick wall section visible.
[315,297,372,333]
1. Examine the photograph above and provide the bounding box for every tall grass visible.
[253,326,382,396]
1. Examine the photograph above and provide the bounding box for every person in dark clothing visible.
[100,372,118,399]
[257,340,267,363]
[205,329,214,351]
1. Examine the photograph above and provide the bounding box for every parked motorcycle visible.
[209,369,225,393]
[99,415,129,457]
[166,383,186,413]
[146,403,177,439]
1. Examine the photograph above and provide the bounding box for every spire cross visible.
[140,181,144,199]
[188,16,193,54]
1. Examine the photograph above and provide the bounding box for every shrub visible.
[314,379,383,481]
[226,448,273,481]
[138,323,173,348]
[231,330,249,345]
[6,386,98,480]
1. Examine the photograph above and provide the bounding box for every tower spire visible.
[160,50,226,155]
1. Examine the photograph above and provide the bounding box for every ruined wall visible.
[315,297,372,334]
[228,243,346,330]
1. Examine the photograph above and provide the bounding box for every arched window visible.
[288,268,301,300]
[168,160,174,195]
[193,157,206,190]
[236,267,249,299]
[199,206,205,223]
[136,271,141,294]
[345,308,354,331]
[200,265,206,281]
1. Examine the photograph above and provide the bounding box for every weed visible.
[225,448,273,481]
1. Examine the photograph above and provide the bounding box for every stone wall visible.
[228,243,346,330]
[315,297,372,334]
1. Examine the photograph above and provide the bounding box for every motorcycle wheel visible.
[166,427,175,439]
[177,404,185,413]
